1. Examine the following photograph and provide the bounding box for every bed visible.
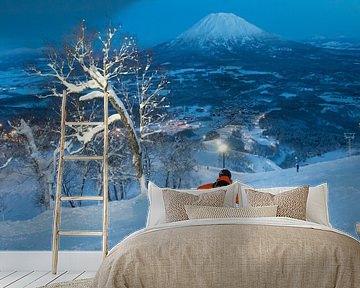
[92,182,360,288]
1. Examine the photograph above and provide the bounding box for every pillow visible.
[239,183,331,227]
[245,186,309,220]
[146,181,240,227]
[184,205,278,220]
[162,189,226,223]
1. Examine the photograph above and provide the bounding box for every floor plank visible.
[49,271,84,284]
[0,271,95,287]
[75,271,96,280]
[24,271,66,288]
[72,271,85,280]
[0,271,32,287]
[0,272,16,281]
[7,271,48,288]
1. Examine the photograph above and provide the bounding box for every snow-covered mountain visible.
[167,12,274,51]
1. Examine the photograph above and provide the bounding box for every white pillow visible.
[146,181,239,227]
[239,183,331,227]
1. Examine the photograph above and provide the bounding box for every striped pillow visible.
[184,205,278,219]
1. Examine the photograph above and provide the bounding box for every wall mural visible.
[0,0,359,250]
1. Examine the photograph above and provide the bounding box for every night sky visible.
[1,0,360,51]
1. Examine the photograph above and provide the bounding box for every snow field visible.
[1,155,359,250]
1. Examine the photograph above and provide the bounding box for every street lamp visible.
[344,133,355,157]
[218,142,228,168]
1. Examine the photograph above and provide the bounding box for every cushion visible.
[245,186,309,220]
[146,181,240,227]
[239,183,331,226]
[184,205,278,220]
[162,189,226,223]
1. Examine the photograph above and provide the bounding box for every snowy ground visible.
[0,155,359,250]
[302,148,359,165]
[0,196,148,250]
[195,124,281,173]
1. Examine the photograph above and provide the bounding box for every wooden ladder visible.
[52,90,109,274]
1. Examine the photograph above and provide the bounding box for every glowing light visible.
[217,140,228,169]
[218,142,228,154]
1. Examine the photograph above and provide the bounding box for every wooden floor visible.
[0,271,95,288]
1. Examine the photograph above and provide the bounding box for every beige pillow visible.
[184,205,278,220]
[146,181,240,227]
[239,183,331,227]
[245,186,309,220]
[162,189,226,223]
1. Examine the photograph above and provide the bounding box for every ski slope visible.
[0,156,359,250]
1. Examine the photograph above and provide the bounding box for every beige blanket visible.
[93,218,360,288]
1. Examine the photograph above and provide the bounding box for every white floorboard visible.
[0,271,95,288]
[49,271,84,284]
[0,252,98,287]
[0,272,16,281]
[0,271,32,288]
[75,271,96,280]
[20,271,67,288]
[7,271,48,288]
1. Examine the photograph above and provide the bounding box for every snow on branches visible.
[36,21,169,194]
[8,119,54,208]
[0,158,12,170]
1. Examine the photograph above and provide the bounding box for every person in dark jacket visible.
[198,169,232,189]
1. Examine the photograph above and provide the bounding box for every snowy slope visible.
[169,12,272,50]
[302,148,359,165]
[0,195,148,250]
[0,156,359,250]
[196,139,281,173]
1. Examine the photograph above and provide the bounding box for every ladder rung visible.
[61,196,104,201]
[63,155,103,161]
[65,121,104,126]
[59,231,103,236]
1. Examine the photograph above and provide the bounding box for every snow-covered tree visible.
[117,54,170,184]
[34,21,169,194]
[108,128,133,200]
[8,119,57,208]
[158,135,199,188]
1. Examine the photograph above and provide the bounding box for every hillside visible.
[1,13,360,168]
[0,156,359,250]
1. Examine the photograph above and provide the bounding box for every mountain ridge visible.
[154,12,317,61]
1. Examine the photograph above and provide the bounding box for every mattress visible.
[93,217,360,288]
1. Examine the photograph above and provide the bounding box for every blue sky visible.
[1,0,360,51]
